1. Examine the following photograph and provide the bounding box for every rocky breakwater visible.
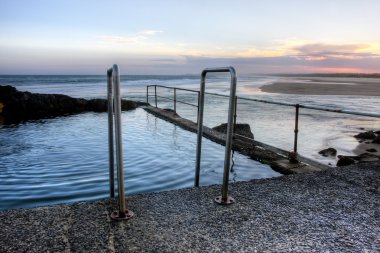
[318,130,380,167]
[0,85,142,123]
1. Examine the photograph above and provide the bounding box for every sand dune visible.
[260,77,380,96]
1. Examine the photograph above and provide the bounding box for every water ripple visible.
[0,109,280,210]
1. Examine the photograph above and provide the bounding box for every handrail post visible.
[290,104,300,163]
[146,86,149,104]
[154,85,158,108]
[195,90,204,187]
[233,96,237,135]
[174,88,177,113]
[197,91,200,124]
[195,67,237,205]
[107,70,115,199]
[108,64,134,221]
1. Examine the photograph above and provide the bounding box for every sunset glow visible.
[0,0,379,74]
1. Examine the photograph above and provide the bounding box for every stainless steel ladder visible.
[107,64,134,220]
[195,67,237,205]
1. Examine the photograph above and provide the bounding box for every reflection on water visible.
[0,108,280,210]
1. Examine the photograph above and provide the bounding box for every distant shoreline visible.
[260,77,380,96]
[273,73,380,78]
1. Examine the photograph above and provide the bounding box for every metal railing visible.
[147,85,200,113]
[196,67,237,205]
[107,64,134,221]
[146,81,380,165]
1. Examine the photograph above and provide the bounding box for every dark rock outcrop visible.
[212,123,254,140]
[354,131,376,139]
[372,135,380,144]
[336,152,379,167]
[0,85,139,123]
[337,156,356,167]
[357,152,380,162]
[366,148,377,152]
[318,147,337,157]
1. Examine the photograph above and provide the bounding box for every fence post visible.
[233,96,237,134]
[146,86,148,104]
[197,91,200,124]
[291,104,300,163]
[174,88,177,113]
[154,85,158,108]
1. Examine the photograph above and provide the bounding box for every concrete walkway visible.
[1,162,379,252]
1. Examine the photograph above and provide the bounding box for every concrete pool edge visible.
[143,106,329,174]
[1,162,379,252]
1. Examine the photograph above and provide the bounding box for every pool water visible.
[0,108,281,210]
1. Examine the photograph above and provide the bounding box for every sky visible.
[0,0,380,75]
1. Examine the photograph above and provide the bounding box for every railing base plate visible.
[214,196,235,205]
[110,209,134,221]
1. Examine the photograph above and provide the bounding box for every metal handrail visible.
[147,84,380,163]
[148,84,200,94]
[195,67,237,205]
[206,92,380,118]
[107,64,134,221]
[147,85,200,111]
[154,94,198,108]
[149,84,380,118]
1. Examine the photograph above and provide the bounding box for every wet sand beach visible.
[260,77,380,96]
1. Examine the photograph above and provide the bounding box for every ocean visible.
[1,74,379,163]
[0,74,379,209]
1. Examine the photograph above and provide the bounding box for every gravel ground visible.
[1,162,379,252]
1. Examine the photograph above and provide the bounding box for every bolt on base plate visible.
[110,209,134,221]
[214,196,235,205]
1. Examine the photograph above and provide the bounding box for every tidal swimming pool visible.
[0,108,281,210]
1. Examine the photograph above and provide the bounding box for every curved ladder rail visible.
[195,67,237,205]
[107,64,134,221]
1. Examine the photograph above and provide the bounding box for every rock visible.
[336,156,356,167]
[121,100,140,111]
[336,153,379,166]
[372,135,380,144]
[86,99,107,112]
[366,148,377,152]
[357,153,379,162]
[0,85,138,123]
[318,147,337,157]
[213,123,254,140]
[354,131,376,139]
